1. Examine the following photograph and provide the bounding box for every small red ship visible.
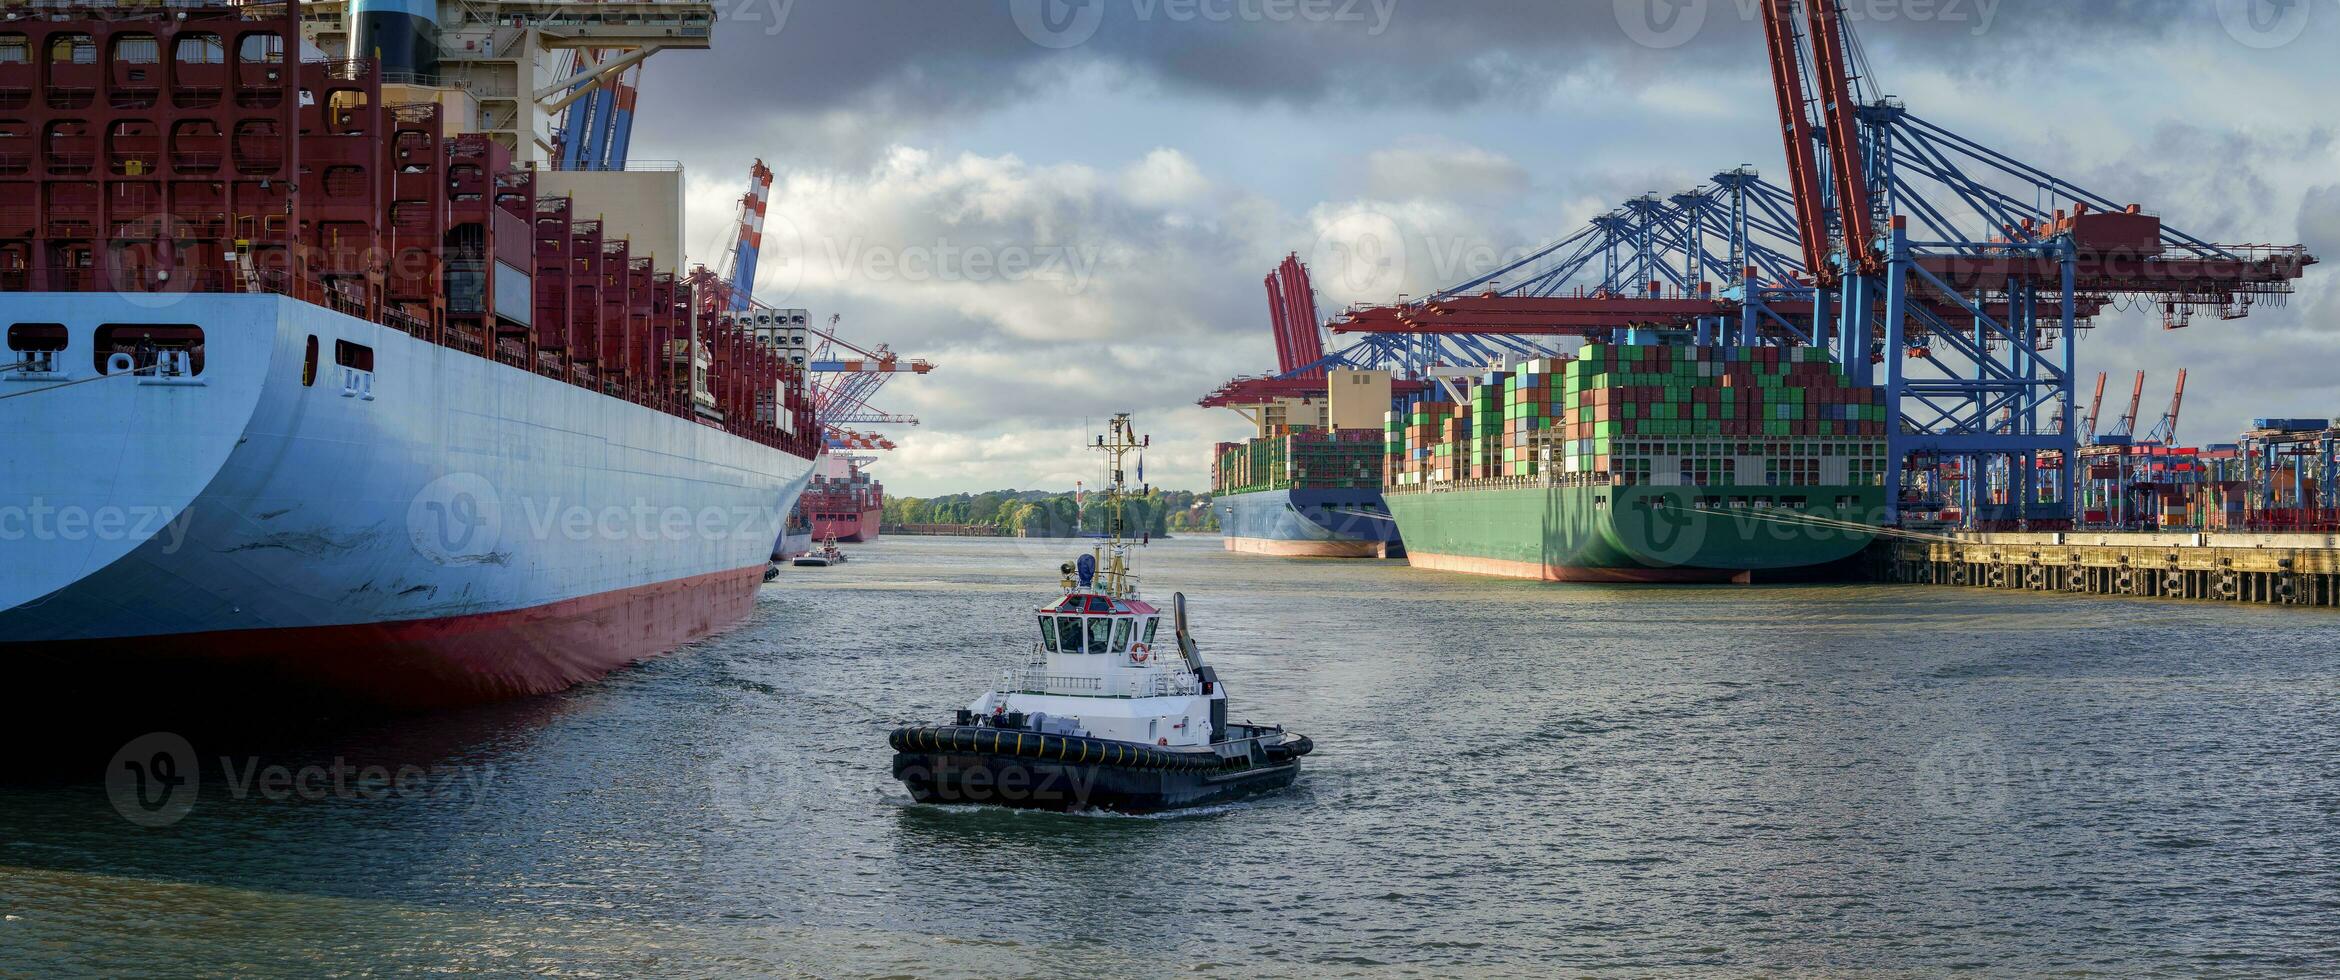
[800,456,884,543]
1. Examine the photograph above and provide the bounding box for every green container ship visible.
[1384,343,1888,583]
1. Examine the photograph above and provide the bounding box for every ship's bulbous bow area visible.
[0,293,270,610]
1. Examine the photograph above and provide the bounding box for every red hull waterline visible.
[13,565,768,711]
[1222,537,1383,558]
[1405,551,1757,584]
[811,510,883,544]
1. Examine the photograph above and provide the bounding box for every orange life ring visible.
[1130,644,1150,663]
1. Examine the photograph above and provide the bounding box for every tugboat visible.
[889,414,1313,813]
[791,537,849,568]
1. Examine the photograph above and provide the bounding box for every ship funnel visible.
[350,0,441,81]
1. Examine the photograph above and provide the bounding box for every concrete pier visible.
[1875,532,2340,607]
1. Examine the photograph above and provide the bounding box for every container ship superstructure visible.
[0,1,820,707]
[1384,343,1887,583]
[799,455,883,543]
[1200,256,1406,558]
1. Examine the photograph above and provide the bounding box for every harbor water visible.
[5,536,2339,975]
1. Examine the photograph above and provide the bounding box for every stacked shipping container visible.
[0,3,816,456]
[1387,344,1891,490]
[1213,428,1384,496]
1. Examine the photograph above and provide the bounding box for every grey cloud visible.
[2301,185,2340,259]
[644,1,2235,150]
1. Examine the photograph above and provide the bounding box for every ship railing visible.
[1385,471,1624,496]
[997,668,1200,699]
[999,669,1105,696]
[1134,672,1202,698]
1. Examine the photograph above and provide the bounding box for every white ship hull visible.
[0,293,815,706]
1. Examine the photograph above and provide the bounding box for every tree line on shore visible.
[881,489,1218,536]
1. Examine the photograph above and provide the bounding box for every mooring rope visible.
[0,363,162,401]
[1652,501,1961,544]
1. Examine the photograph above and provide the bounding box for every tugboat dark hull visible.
[892,752,1298,813]
[888,725,1309,814]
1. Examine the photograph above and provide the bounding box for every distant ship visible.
[1205,369,1405,558]
[800,456,884,543]
[1199,258,1412,559]
[1384,344,1884,583]
[1211,430,1402,557]
[0,2,818,707]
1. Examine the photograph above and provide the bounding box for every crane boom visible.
[2110,371,2147,439]
[2083,372,2107,440]
[2146,368,2188,446]
[1803,0,1882,276]
[725,160,775,313]
[1759,0,1883,283]
[1759,0,1835,285]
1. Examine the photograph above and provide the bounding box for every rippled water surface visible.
[6,536,2340,976]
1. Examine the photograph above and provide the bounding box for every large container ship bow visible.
[1384,343,1886,583]
[0,1,819,708]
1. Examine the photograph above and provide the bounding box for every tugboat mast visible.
[1068,413,1151,599]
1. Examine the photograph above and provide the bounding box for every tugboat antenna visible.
[1088,413,1148,598]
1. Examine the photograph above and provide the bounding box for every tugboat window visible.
[1038,616,1057,652]
[1087,618,1110,654]
[1058,617,1084,653]
[1111,618,1132,653]
[1142,617,1159,645]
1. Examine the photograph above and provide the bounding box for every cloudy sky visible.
[627,0,2340,496]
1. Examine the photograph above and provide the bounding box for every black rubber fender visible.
[1262,734,1314,762]
[890,726,1231,773]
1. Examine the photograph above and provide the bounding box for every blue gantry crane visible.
[1294,0,2315,529]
